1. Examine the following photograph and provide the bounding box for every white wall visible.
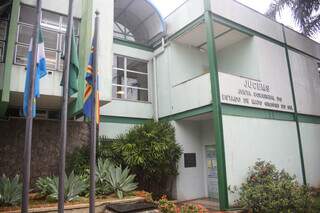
[174,120,206,201]
[93,0,113,102]
[223,115,303,205]
[219,37,294,113]
[290,50,320,116]
[21,0,82,18]
[300,123,320,188]
[99,122,134,139]
[211,0,283,42]
[165,0,204,37]
[156,42,211,118]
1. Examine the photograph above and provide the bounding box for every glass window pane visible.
[113,55,124,69]
[127,58,147,73]
[41,11,60,31]
[18,25,33,44]
[19,5,36,25]
[127,88,148,102]
[42,29,58,49]
[127,71,148,88]
[112,85,125,99]
[15,45,29,64]
[73,19,80,36]
[112,69,124,85]
[45,50,57,70]
[0,21,7,40]
[0,41,4,62]
[0,6,10,20]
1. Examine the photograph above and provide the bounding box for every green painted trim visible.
[204,0,229,209]
[159,105,212,122]
[222,104,295,121]
[68,0,93,117]
[113,38,154,52]
[0,0,20,116]
[298,114,320,124]
[282,25,307,185]
[166,15,205,42]
[100,115,151,124]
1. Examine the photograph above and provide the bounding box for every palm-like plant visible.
[266,0,320,36]
[0,175,22,206]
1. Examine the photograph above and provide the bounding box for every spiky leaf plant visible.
[0,175,22,206]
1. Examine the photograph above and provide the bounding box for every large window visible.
[114,22,135,42]
[0,6,10,62]
[112,55,149,102]
[15,5,80,71]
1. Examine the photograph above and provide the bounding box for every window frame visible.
[0,8,10,63]
[14,4,80,72]
[112,54,149,102]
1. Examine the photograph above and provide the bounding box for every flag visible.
[83,41,100,124]
[23,29,47,118]
[60,31,80,96]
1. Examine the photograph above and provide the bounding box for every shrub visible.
[35,171,87,202]
[180,204,208,213]
[0,175,22,206]
[158,195,177,213]
[107,121,182,198]
[236,160,313,213]
[96,158,113,195]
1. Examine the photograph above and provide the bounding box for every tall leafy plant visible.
[0,175,22,206]
[106,121,182,198]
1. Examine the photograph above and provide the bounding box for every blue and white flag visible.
[23,29,47,118]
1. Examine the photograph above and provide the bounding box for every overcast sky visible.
[150,0,320,43]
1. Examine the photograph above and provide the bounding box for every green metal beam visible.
[113,38,154,52]
[298,114,320,124]
[0,0,20,116]
[282,24,307,185]
[100,115,151,124]
[68,0,93,117]
[204,0,229,209]
[159,105,212,122]
[222,104,295,121]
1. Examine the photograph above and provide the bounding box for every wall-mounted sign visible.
[219,72,294,112]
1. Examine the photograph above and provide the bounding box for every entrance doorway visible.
[205,145,219,200]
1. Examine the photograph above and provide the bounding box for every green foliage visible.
[66,121,182,197]
[96,158,113,195]
[236,160,313,213]
[158,195,177,213]
[180,203,208,213]
[0,175,22,206]
[267,0,320,36]
[96,158,137,198]
[35,171,87,202]
[107,121,182,197]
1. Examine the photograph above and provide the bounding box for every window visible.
[15,5,80,71]
[112,55,149,102]
[114,22,135,41]
[0,5,10,62]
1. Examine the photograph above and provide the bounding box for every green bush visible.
[107,121,182,198]
[236,160,313,213]
[66,121,182,198]
[96,158,113,195]
[0,175,22,206]
[35,171,87,202]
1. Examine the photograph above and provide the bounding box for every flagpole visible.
[58,0,74,212]
[89,10,100,213]
[21,0,42,212]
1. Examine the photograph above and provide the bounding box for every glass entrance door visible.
[205,145,219,199]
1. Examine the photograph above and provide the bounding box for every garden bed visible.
[0,194,144,213]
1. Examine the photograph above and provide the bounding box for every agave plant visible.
[96,158,113,195]
[35,171,87,202]
[0,175,22,206]
[106,165,138,199]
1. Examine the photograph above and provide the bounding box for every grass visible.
[311,195,320,212]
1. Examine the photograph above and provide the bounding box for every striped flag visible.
[83,41,100,124]
[23,29,47,117]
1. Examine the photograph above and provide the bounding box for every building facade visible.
[1,0,320,210]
